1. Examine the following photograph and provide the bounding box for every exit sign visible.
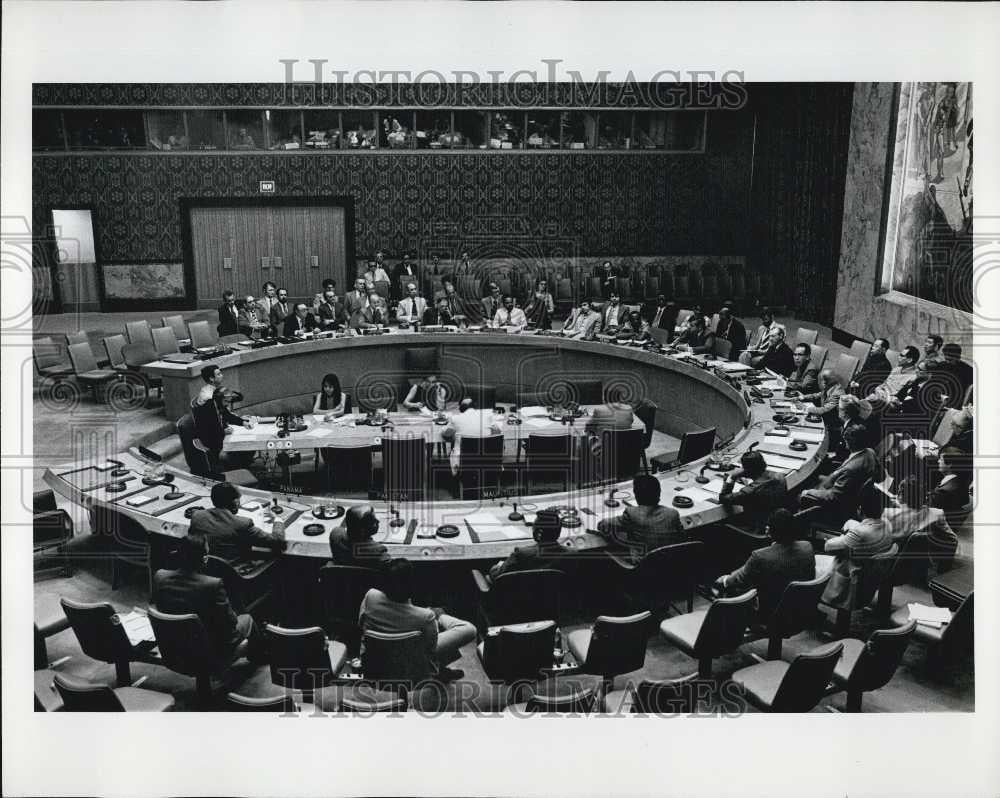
[259,180,276,194]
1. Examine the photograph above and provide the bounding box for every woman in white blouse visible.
[313,372,350,419]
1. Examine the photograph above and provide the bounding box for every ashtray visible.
[706,461,736,472]
[303,523,326,537]
[433,418,449,426]
[436,524,460,539]
[672,495,694,509]
[184,505,205,518]
[142,474,174,486]
[506,417,522,425]
[789,440,809,452]
[105,482,128,493]
[163,490,185,501]
[312,505,345,520]
[773,413,799,424]
[805,414,822,424]
[783,390,800,398]
[110,467,130,478]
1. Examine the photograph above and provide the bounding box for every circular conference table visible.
[44,330,829,562]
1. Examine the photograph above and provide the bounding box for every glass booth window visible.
[32,110,65,151]
[226,110,264,150]
[265,110,304,150]
[597,112,634,150]
[526,110,560,148]
[415,110,453,148]
[186,110,226,150]
[382,111,415,149]
[342,110,377,149]
[302,110,341,150]
[560,111,596,149]
[488,110,524,149]
[452,110,488,149]
[146,111,188,150]
[64,110,145,149]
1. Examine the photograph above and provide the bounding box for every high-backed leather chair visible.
[224,692,299,712]
[456,433,504,499]
[360,629,430,694]
[601,673,705,714]
[67,342,118,400]
[609,541,704,616]
[264,624,348,695]
[731,641,843,712]
[829,622,915,711]
[566,612,652,693]
[317,564,386,651]
[659,590,758,677]
[151,326,180,356]
[60,597,159,686]
[472,568,564,629]
[124,319,155,347]
[477,620,557,684]
[756,571,832,660]
[33,336,74,378]
[53,672,174,712]
[890,592,973,674]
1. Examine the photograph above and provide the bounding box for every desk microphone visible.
[389,507,405,528]
[605,488,621,508]
[695,466,711,484]
[508,502,524,522]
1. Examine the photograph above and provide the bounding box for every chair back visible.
[633,542,704,608]
[526,432,576,490]
[712,337,733,361]
[586,277,603,299]
[89,505,149,562]
[885,349,900,369]
[593,427,644,484]
[265,624,334,691]
[931,408,961,448]
[318,565,386,632]
[354,383,398,413]
[849,340,871,369]
[555,277,574,302]
[693,590,758,655]
[103,334,128,368]
[33,336,65,369]
[580,612,652,676]
[483,621,557,683]
[854,549,899,610]
[224,692,298,712]
[633,399,657,449]
[676,308,693,329]
[147,606,219,677]
[151,326,180,356]
[371,280,391,300]
[810,343,828,371]
[940,592,974,653]
[65,331,89,347]
[68,341,99,374]
[382,434,429,501]
[203,555,250,614]
[710,313,721,332]
[831,353,860,388]
[122,341,158,369]
[458,433,504,498]
[768,571,832,640]
[631,675,704,714]
[124,319,154,346]
[489,569,564,627]
[525,685,597,713]
[771,642,843,712]
[795,327,819,346]
[60,598,133,665]
[176,413,212,476]
[850,622,915,692]
[361,629,430,686]
[339,692,408,713]
[52,673,125,711]
[677,427,716,465]
[187,320,217,349]
[162,315,189,341]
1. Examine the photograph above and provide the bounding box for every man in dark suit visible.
[188,482,286,564]
[714,305,747,356]
[316,289,345,330]
[268,287,292,335]
[597,474,685,564]
[929,343,973,409]
[714,509,815,619]
[329,504,391,569]
[217,290,240,336]
[423,297,454,326]
[718,450,788,534]
[751,325,795,377]
[799,423,883,515]
[785,343,820,395]
[237,294,266,338]
[649,295,677,333]
[594,260,620,298]
[392,251,419,300]
[480,282,503,324]
[598,292,628,334]
[190,364,248,472]
[282,303,318,337]
[152,533,266,663]
[488,509,567,581]
[931,447,972,514]
[853,338,892,396]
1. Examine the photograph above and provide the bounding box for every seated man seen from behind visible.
[714,509,815,620]
[597,474,685,565]
[329,504,392,570]
[359,558,477,682]
[488,508,566,582]
[189,482,287,564]
[798,422,882,517]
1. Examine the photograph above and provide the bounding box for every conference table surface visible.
[46,330,830,562]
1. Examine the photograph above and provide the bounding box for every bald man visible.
[329,504,391,569]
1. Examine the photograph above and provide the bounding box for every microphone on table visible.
[508,502,524,522]
[389,507,405,528]
[695,466,711,484]
[605,488,621,508]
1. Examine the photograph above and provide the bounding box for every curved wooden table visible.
[45,332,828,562]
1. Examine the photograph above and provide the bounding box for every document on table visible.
[907,603,952,628]
[464,511,532,542]
[118,609,155,646]
[523,418,551,429]
[519,406,548,417]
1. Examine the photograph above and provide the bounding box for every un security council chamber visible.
[30,81,974,715]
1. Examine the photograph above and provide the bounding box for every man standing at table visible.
[317,288,346,331]
[269,287,293,334]
[396,282,427,325]
[343,277,369,318]
[190,364,248,473]
[256,281,279,322]
[217,290,240,336]
[392,251,419,300]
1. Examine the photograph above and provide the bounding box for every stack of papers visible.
[907,603,952,628]
[464,511,532,542]
[118,609,155,646]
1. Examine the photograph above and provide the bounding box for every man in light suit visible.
[237,294,266,337]
[799,423,883,515]
[597,474,685,564]
[599,292,628,334]
[343,277,368,317]
[396,282,427,325]
[349,287,386,330]
[738,307,779,365]
[152,533,267,664]
[491,295,527,329]
[714,508,815,620]
[441,397,503,475]
[256,281,279,322]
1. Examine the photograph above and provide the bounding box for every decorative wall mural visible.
[882,82,972,312]
[103,262,186,299]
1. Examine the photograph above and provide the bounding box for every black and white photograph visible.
[3,2,999,796]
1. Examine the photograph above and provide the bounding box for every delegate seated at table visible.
[596,475,685,565]
[403,374,447,412]
[490,295,527,330]
[282,303,319,337]
[561,300,600,340]
[441,398,503,475]
[396,283,427,325]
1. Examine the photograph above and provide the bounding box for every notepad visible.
[523,418,551,429]
[118,609,155,647]
[125,494,154,507]
[907,603,952,628]
[464,511,532,542]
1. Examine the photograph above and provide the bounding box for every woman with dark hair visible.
[523,278,555,329]
[313,372,350,419]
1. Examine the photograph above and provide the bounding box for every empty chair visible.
[614,276,632,301]
[34,594,71,670]
[338,690,408,713]
[33,336,74,378]
[264,624,348,694]
[60,598,159,686]
[849,339,872,370]
[755,571,832,660]
[650,426,715,472]
[371,280,391,300]
[731,641,844,712]
[147,607,248,703]
[659,590,758,677]
[162,315,191,345]
[360,629,432,693]
[151,326,180,356]
[524,432,577,493]
[187,319,218,350]
[317,564,386,650]
[67,342,119,400]
[566,612,652,693]
[711,336,733,361]
[632,399,657,473]
[382,434,430,501]
[64,330,90,348]
[88,505,151,592]
[224,692,298,712]
[587,427,644,486]
[52,672,174,712]
[33,488,74,579]
[102,334,130,372]
[121,342,163,396]
[322,440,375,493]
[472,568,564,629]
[456,433,504,499]
[124,319,154,347]
[795,327,819,346]
[830,353,860,389]
[890,592,973,673]
[477,620,557,684]
[809,343,828,371]
[610,541,704,617]
[586,276,603,300]
[601,673,704,714]
[828,622,916,711]
[508,680,599,714]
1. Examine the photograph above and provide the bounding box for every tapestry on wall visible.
[882,82,972,312]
